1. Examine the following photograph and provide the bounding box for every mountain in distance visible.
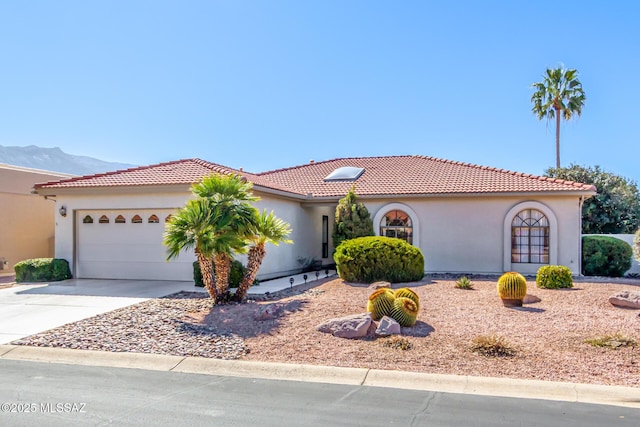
[0,145,137,175]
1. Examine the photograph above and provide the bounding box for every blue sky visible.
[1,1,638,183]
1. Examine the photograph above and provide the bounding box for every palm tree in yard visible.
[531,66,586,169]
[233,210,292,302]
[164,198,220,300]
[191,173,258,300]
[164,173,258,303]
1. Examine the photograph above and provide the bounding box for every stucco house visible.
[0,164,74,275]
[33,155,596,281]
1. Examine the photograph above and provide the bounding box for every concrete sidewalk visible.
[1,344,639,409]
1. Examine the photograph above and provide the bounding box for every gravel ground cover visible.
[12,276,640,387]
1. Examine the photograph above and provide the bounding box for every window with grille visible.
[511,209,549,263]
[379,210,413,244]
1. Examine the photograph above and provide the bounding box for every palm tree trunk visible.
[555,109,561,169]
[197,252,217,302]
[233,244,266,302]
[213,252,232,302]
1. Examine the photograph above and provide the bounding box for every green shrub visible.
[334,236,424,283]
[536,265,573,289]
[193,260,257,288]
[582,236,632,277]
[14,258,72,282]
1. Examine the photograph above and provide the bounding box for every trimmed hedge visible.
[333,236,424,283]
[14,258,72,282]
[582,236,632,277]
[193,260,257,288]
[536,265,573,289]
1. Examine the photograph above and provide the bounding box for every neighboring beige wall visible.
[0,165,72,273]
[366,195,583,275]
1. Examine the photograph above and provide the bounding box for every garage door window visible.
[132,215,143,224]
[99,215,109,224]
[83,215,93,224]
[148,215,159,223]
[115,215,126,224]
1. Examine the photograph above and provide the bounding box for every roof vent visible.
[324,166,365,181]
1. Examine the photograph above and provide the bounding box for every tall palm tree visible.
[233,210,292,302]
[531,66,586,169]
[164,198,219,300]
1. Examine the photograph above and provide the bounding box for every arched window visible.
[98,215,110,224]
[511,209,549,264]
[82,215,94,224]
[148,214,159,223]
[115,215,126,224]
[380,210,413,244]
[132,215,143,224]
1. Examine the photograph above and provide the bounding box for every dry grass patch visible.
[470,334,516,357]
[585,333,637,349]
[381,336,413,350]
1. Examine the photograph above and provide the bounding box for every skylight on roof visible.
[324,166,365,181]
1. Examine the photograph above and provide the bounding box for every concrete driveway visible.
[0,279,203,344]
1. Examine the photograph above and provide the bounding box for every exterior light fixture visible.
[59,206,67,217]
[315,271,320,280]
[289,277,294,288]
[303,274,308,284]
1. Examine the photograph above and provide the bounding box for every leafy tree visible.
[332,186,374,249]
[233,210,292,302]
[531,66,586,168]
[545,165,640,234]
[164,174,258,303]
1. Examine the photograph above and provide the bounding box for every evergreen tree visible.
[332,186,374,249]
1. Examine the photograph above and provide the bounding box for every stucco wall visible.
[52,189,316,281]
[0,165,71,273]
[365,195,583,275]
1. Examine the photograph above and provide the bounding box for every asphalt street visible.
[0,359,637,426]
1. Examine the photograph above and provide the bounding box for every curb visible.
[1,344,639,408]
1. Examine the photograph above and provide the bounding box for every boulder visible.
[254,303,285,320]
[368,281,391,290]
[317,313,372,339]
[609,291,640,309]
[375,316,401,337]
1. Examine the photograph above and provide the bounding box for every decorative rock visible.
[609,291,640,309]
[317,313,372,339]
[375,316,401,337]
[368,281,391,290]
[523,294,541,304]
[254,303,285,320]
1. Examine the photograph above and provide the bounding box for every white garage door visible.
[76,209,194,281]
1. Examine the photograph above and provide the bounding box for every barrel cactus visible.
[497,272,527,307]
[393,287,420,310]
[390,297,419,327]
[366,288,395,320]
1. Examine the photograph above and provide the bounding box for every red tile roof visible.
[34,155,596,198]
[33,159,303,196]
[258,155,596,197]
